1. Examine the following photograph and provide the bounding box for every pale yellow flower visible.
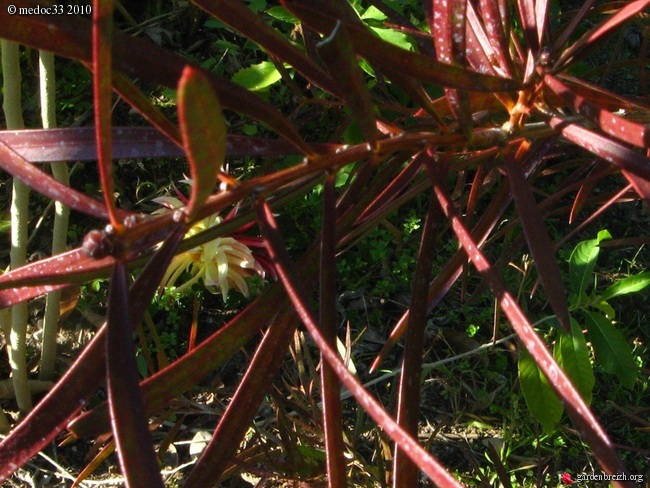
[155,196,266,302]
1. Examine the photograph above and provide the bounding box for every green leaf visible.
[568,230,612,296]
[554,319,595,405]
[267,6,298,24]
[369,27,414,51]
[177,65,227,221]
[600,271,650,301]
[584,310,637,388]
[232,61,282,91]
[519,346,563,434]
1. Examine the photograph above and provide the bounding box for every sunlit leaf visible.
[555,319,595,405]
[232,61,283,92]
[568,230,611,296]
[178,65,227,221]
[519,346,563,433]
[600,271,650,301]
[584,310,638,389]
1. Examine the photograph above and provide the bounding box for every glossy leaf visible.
[584,311,638,389]
[317,20,379,143]
[0,140,113,220]
[0,224,187,482]
[600,271,650,302]
[519,345,563,433]
[92,0,119,228]
[425,165,629,477]
[106,262,164,488]
[544,74,650,149]
[568,230,612,296]
[504,143,571,332]
[256,198,463,487]
[555,319,595,406]
[178,66,227,221]
[0,5,312,154]
[183,311,298,486]
[192,0,339,96]
[282,1,521,93]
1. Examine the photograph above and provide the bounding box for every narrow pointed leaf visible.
[92,0,119,228]
[0,225,186,482]
[394,191,443,486]
[256,198,463,487]
[425,166,629,479]
[178,66,227,221]
[319,174,347,486]
[584,311,638,389]
[191,0,339,97]
[282,1,521,92]
[544,74,650,149]
[557,0,650,69]
[183,311,297,486]
[504,145,571,332]
[0,5,311,154]
[317,21,379,143]
[537,110,650,182]
[106,263,164,487]
[0,128,315,163]
[0,140,112,220]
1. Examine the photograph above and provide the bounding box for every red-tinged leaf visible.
[0,128,317,164]
[92,0,119,229]
[503,143,571,333]
[183,311,298,486]
[424,165,630,482]
[177,66,228,221]
[544,74,650,149]
[191,0,339,97]
[536,110,650,182]
[111,71,182,147]
[477,0,513,75]
[0,127,183,163]
[552,74,650,113]
[319,174,347,486]
[0,4,311,154]
[535,0,549,47]
[516,0,538,51]
[0,225,187,482]
[106,262,164,488]
[0,325,105,482]
[621,170,650,200]
[394,191,443,487]
[465,2,506,76]
[557,0,650,69]
[371,162,520,372]
[552,0,596,54]
[255,198,463,487]
[317,21,379,143]
[0,139,114,220]
[282,1,521,93]
[69,283,288,438]
[569,161,608,224]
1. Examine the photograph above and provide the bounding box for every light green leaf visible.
[232,61,282,91]
[177,65,227,221]
[600,271,650,301]
[519,347,563,434]
[568,230,611,296]
[554,319,594,405]
[369,27,414,51]
[361,6,388,21]
[584,310,637,388]
[267,6,298,24]
[591,300,616,321]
